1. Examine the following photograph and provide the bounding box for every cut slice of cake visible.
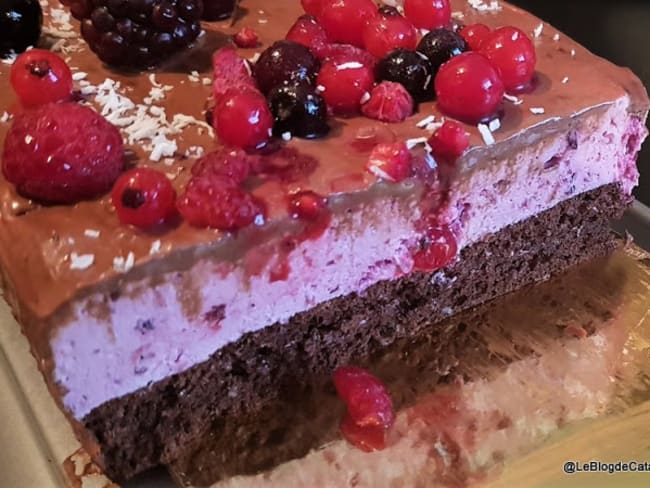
[0,0,647,482]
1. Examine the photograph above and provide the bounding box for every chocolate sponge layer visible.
[83,184,630,482]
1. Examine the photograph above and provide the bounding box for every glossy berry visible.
[2,103,124,203]
[111,168,176,228]
[361,81,414,123]
[212,46,257,102]
[301,0,323,16]
[0,0,42,58]
[460,23,490,51]
[286,15,329,58]
[62,0,203,69]
[10,49,73,108]
[334,366,395,452]
[267,84,330,139]
[362,7,418,59]
[479,26,537,92]
[317,0,378,47]
[214,87,274,149]
[403,0,451,30]
[317,55,375,114]
[233,26,259,48]
[412,224,457,271]
[428,121,469,163]
[253,40,319,94]
[288,190,327,221]
[366,142,411,182]
[416,28,467,74]
[376,49,433,103]
[178,172,266,230]
[318,43,377,68]
[435,52,504,124]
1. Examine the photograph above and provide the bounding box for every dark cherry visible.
[416,28,467,74]
[253,40,319,94]
[267,84,330,139]
[376,48,434,103]
[0,0,42,58]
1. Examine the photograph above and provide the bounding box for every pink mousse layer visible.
[52,99,645,419]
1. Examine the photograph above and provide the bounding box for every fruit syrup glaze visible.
[0,0,647,452]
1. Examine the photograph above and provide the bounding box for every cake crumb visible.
[477,123,496,145]
[150,240,162,255]
[529,107,546,115]
[70,253,95,270]
[84,229,100,238]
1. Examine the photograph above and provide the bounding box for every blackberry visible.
[61,0,203,69]
[417,28,467,74]
[253,40,319,95]
[0,0,42,58]
[376,49,433,103]
[267,84,329,139]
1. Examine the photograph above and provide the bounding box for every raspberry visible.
[10,49,73,108]
[366,142,411,182]
[403,0,451,30]
[214,87,274,149]
[412,224,458,271]
[318,43,377,69]
[191,147,254,184]
[428,121,470,163]
[317,0,378,47]
[435,52,505,124]
[62,0,203,69]
[334,366,395,452]
[285,15,329,58]
[2,103,124,203]
[233,26,259,48]
[479,26,537,92]
[361,81,414,123]
[111,168,176,228]
[177,172,266,230]
[460,23,491,51]
[316,55,375,114]
[212,46,257,102]
[362,7,418,59]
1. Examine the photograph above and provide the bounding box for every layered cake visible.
[0,0,647,483]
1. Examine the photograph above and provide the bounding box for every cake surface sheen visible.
[0,0,648,483]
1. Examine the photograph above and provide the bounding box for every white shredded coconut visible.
[113,252,135,273]
[360,92,371,104]
[70,253,95,270]
[571,49,576,57]
[562,76,570,84]
[416,115,436,128]
[406,137,429,149]
[504,93,524,105]
[1,53,17,65]
[337,61,364,70]
[488,118,501,132]
[248,53,261,64]
[281,132,292,141]
[553,33,560,42]
[316,85,326,93]
[477,123,495,145]
[0,112,12,123]
[467,0,502,12]
[529,107,546,115]
[150,240,162,255]
[533,23,544,38]
[72,72,88,81]
[84,229,101,238]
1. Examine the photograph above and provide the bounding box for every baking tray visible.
[1,203,650,488]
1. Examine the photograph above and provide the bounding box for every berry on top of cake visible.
[0,0,647,483]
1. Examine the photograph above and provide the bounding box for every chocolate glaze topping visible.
[0,0,647,328]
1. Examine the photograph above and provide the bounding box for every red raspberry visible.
[301,0,323,16]
[362,81,414,123]
[334,366,395,452]
[191,147,254,184]
[366,142,411,182]
[362,7,418,58]
[233,27,259,48]
[214,87,274,149]
[286,15,329,58]
[2,102,124,203]
[479,26,537,92]
[460,23,491,51]
[428,121,470,163]
[111,168,176,228]
[317,0,378,47]
[435,52,504,124]
[412,224,458,271]
[403,0,451,30]
[212,46,257,102]
[317,56,375,114]
[10,49,73,108]
[177,173,266,230]
[288,190,327,221]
